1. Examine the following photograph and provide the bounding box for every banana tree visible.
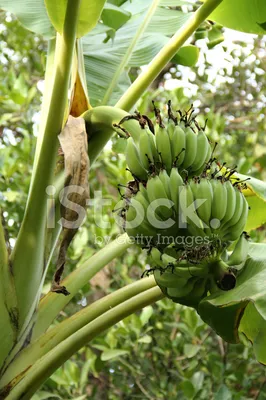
[1,0,266,398]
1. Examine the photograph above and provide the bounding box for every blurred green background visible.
[1,9,266,400]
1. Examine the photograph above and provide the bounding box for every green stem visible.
[32,233,132,340]
[83,106,146,163]
[10,0,81,335]
[5,287,163,399]
[0,211,8,274]
[1,277,157,388]
[115,0,223,111]
[102,0,160,105]
[83,0,223,160]
[0,212,16,369]
[31,38,56,183]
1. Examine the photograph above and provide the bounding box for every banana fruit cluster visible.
[116,102,250,309]
[147,233,249,308]
[125,109,212,181]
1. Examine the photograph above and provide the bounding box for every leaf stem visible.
[5,287,163,399]
[0,211,17,369]
[115,0,223,111]
[102,0,160,105]
[1,277,157,387]
[0,211,8,287]
[10,0,81,334]
[32,233,132,339]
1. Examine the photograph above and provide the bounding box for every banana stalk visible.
[3,287,163,399]
[0,213,17,370]
[10,1,82,339]
[32,233,132,340]
[0,277,157,390]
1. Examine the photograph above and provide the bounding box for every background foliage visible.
[1,7,266,400]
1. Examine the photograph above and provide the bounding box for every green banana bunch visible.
[110,102,252,308]
[153,262,210,309]
[84,103,252,310]
[116,104,212,181]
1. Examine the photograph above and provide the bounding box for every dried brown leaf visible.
[51,116,90,295]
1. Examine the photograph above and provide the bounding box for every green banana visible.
[146,175,173,220]
[220,180,236,227]
[147,129,160,163]
[179,183,205,235]
[192,144,212,176]
[155,125,172,172]
[133,190,150,212]
[210,179,227,226]
[182,126,197,170]
[138,129,155,171]
[167,276,198,298]
[161,252,176,266]
[190,131,210,174]
[220,188,244,234]
[223,198,249,241]
[170,125,186,166]
[179,277,208,308]
[150,247,164,267]
[169,167,184,214]
[126,137,147,181]
[138,183,149,201]
[125,196,157,240]
[176,262,209,278]
[154,269,188,289]
[227,232,249,268]
[158,169,171,199]
[189,178,213,231]
[167,120,176,140]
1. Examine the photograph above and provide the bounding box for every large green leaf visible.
[0,0,107,38]
[0,0,54,38]
[101,3,131,31]
[44,0,106,38]
[238,173,266,231]
[198,243,266,364]
[82,0,197,106]
[206,0,266,35]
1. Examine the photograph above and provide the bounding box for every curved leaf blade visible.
[44,0,106,38]
[172,45,199,67]
[238,173,266,231]
[0,0,54,38]
[83,1,192,106]
[198,243,266,364]
[101,4,131,31]
[206,0,266,35]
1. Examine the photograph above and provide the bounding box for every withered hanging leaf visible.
[52,116,90,295]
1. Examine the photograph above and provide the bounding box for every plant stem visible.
[32,233,132,339]
[115,0,223,111]
[31,38,56,182]
[102,0,160,105]
[5,287,163,399]
[10,0,81,335]
[1,277,157,387]
[0,211,8,274]
[0,212,16,369]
